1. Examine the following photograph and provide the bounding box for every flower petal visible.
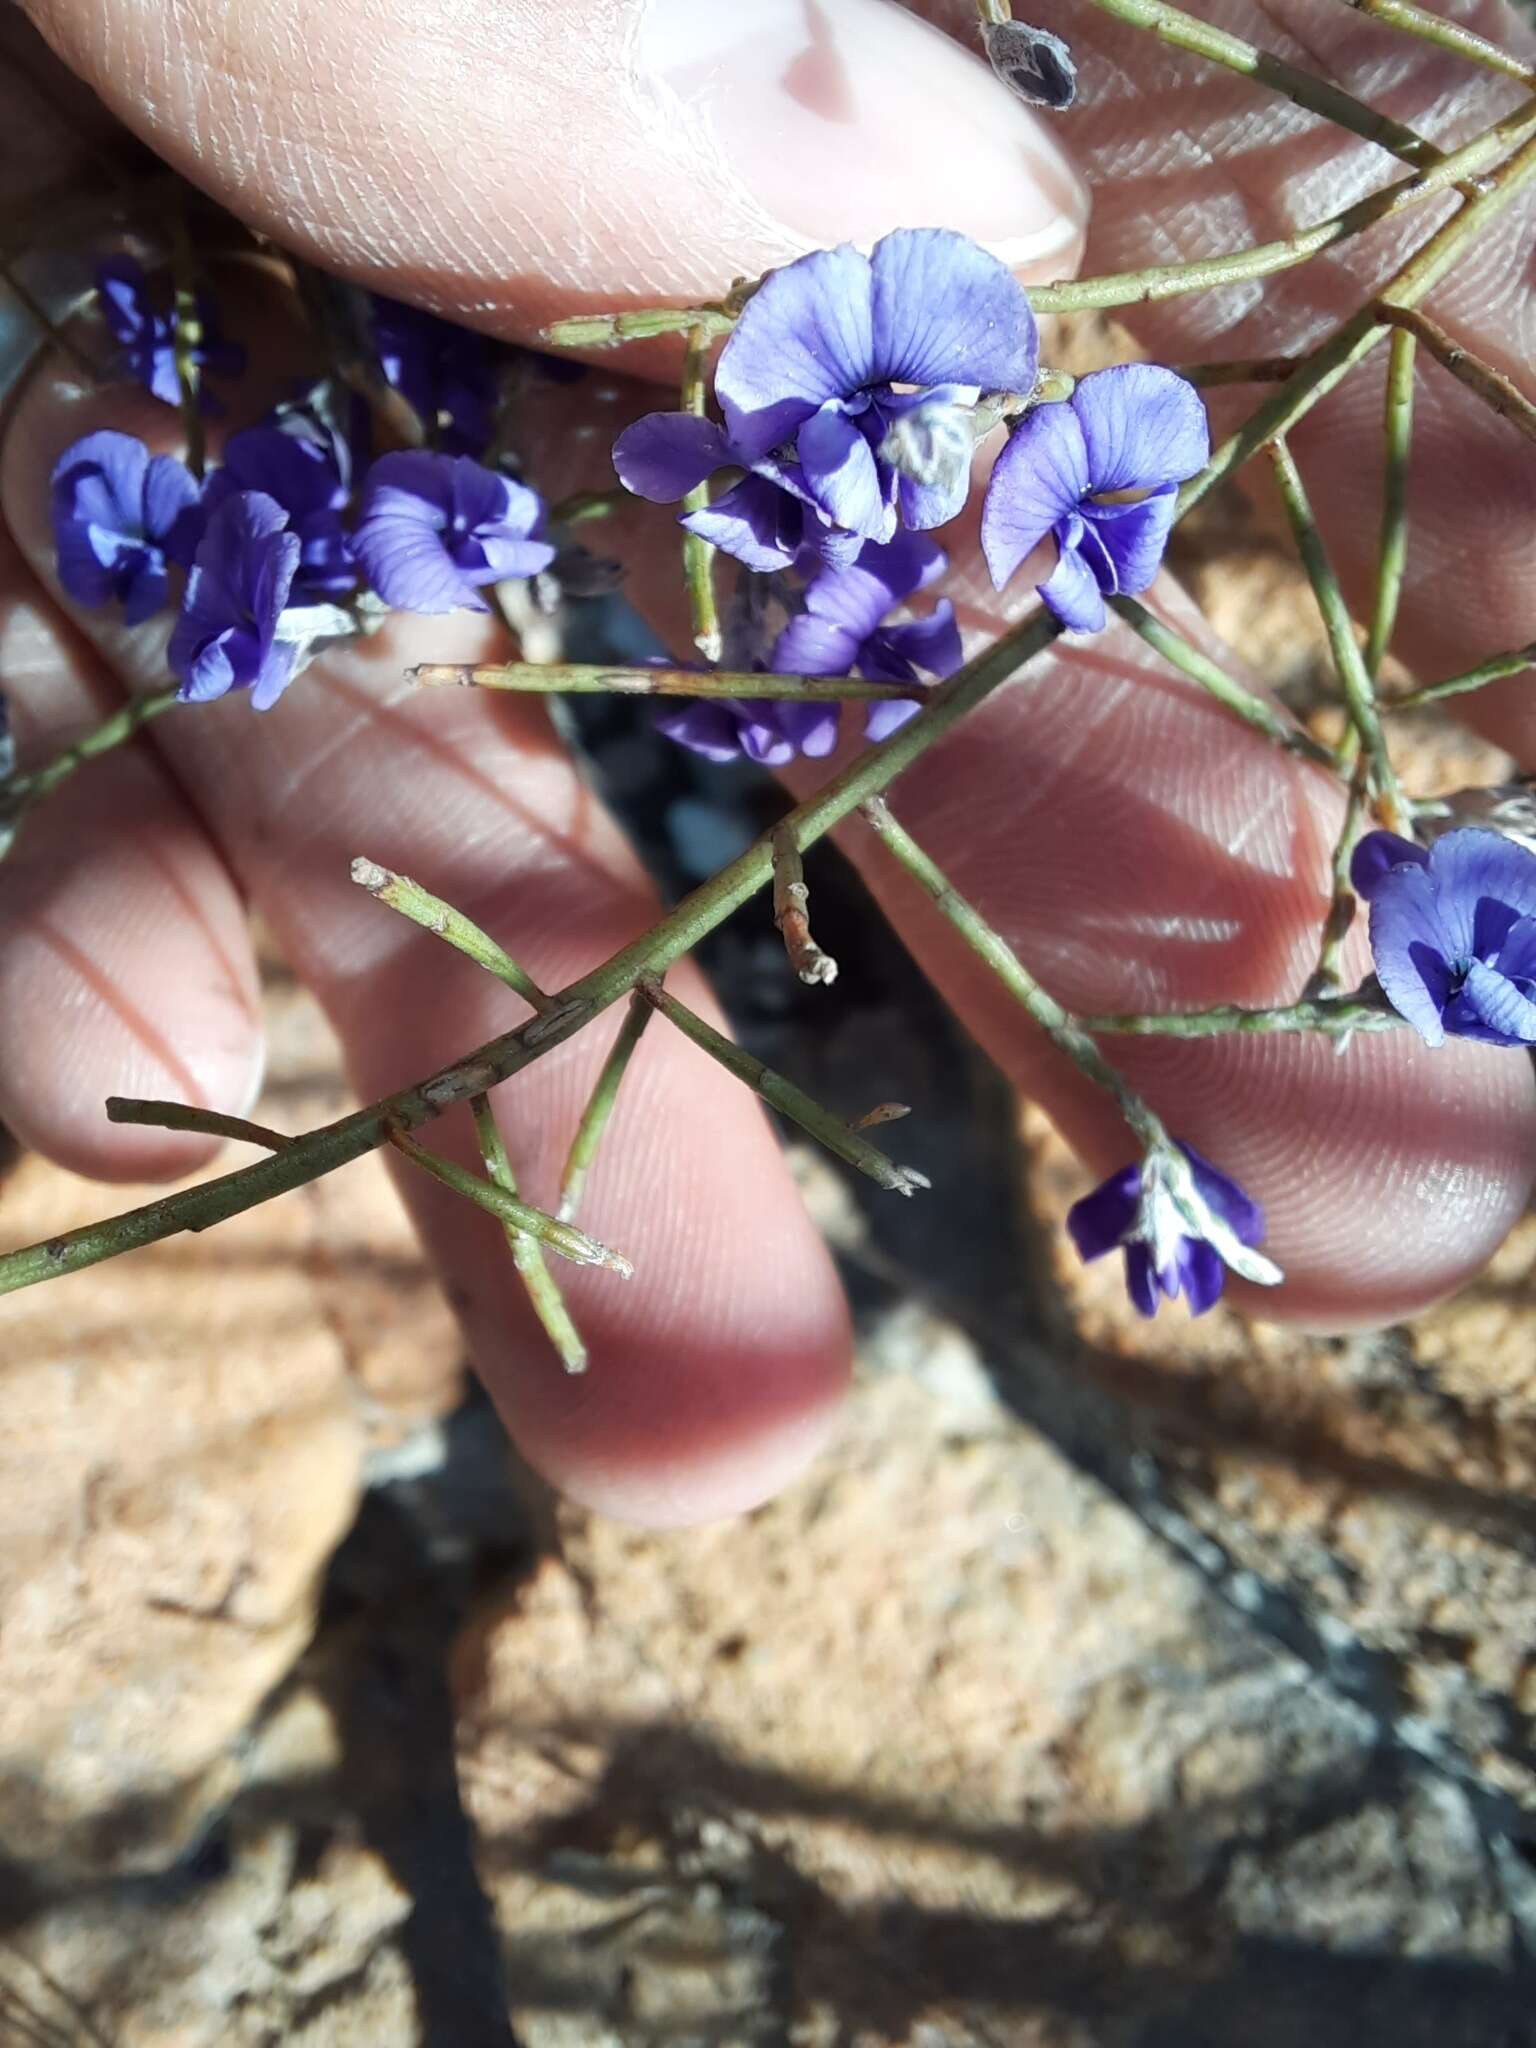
[1037,532,1106,634]
[1177,1237,1227,1315]
[867,602,963,684]
[654,699,754,763]
[1424,828,1536,966]
[1066,1161,1142,1261]
[716,244,875,460]
[1351,830,1428,900]
[682,476,804,573]
[1123,1245,1161,1317]
[980,401,1089,590]
[797,407,887,538]
[1368,862,1454,1047]
[1183,1143,1265,1247]
[868,229,1039,395]
[612,413,733,503]
[771,609,862,679]
[863,696,924,743]
[1071,365,1210,494]
[1454,959,1536,1045]
[1081,487,1179,598]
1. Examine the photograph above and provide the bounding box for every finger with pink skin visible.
[2,360,852,1527]
[18,0,1088,333]
[0,521,262,1181]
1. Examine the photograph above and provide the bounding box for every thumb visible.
[19,0,1089,339]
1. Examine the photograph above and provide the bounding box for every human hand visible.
[3,0,1533,1524]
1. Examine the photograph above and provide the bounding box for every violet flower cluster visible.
[1068,1140,1281,1319]
[613,229,1209,765]
[52,271,556,709]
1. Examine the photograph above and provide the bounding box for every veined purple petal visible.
[1456,959,1536,1045]
[354,452,553,613]
[1072,364,1210,494]
[869,600,962,684]
[797,407,888,539]
[169,491,300,709]
[863,697,923,743]
[613,413,734,502]
[1177,1237,1227,1315]
[1183,1144,1265,1246]
[681,476,803,573]
[716,244,876,460]
[868,229,1039,395]
[1351,829,1428,900]
[774,700,841,758]
[980,401,1090,590]
[771,609,862,679]
[1368,861,1454,1046]
[1037,527,1106,633]
[52,429,200,623]
[1423,828,1536,968]
[1082,487,1179,598]
[1494,913,1536,988]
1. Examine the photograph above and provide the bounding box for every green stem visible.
[106,1098,293,1151]
[169,210,205,479]
[1181,355,1301,388]
[411,661,915,703]
[350,858,547,1010]
[858,796,1167,1154]
[1111,597,1333,765]
[1079,0,1446,171]
[388,1124,633,1276]
[2,685,181,837]
[1337,0,1536,86]
[557,992,653,1222]
[1267,435,1408,832]
[1031,97,1536,319]
[541,306,735,352]
[0,611,1061,1297]
[548,489,627,528]
[975,0,1012,24]
[1391,644,1536,711]
[1377,303,1536,443]
[1183,120,1536,512]
[1309,755,1372,998]
[1365,325,1417,677]
[1081,998,1402,1039]
[640,976,928,1197]
[470,1095,587,1373]
[772,825,838,987]
[680,322,722,662]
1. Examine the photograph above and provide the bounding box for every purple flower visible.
[1351,827,1536,1048]
[50,430,200,625]
[771,532,962,742]
[614,229,1039,569]
[169,491,301,710]
[658,535,961,768]
[981,365,1209,633]
[352,452,555,614]
[370,294,497,456]
[202,415,357,600]
[96,256,245,408]
[1067,1140,1281,1319]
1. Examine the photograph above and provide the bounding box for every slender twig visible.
[1338,0,1536,86]
[1184,121,1536,511]
[1078,0,1448,172]
[285,258,427,450]
[975,0,1012,24]
[1376,303,1536,443]
[680,322,722,662]
[772,826,838,987]
[1308,752,1372,999]
[541,306,735,352]
[106,1098,293,1150]
[470,1095,587,1373]
[350,859,547,1010]
[548,489,627,528]
[411,661,915,703]
[858,797,1167,1152]
[2,685,180,830]
[1366,325,1417,679]
[1111,598,1333,764]
[169,208,205,479]
[0,611,1061,1296]
[1081,997,1402,1039]
[1391,644,1536,711]
[640,976,929,1196]
[387,1123,633,1275]
[1267,436,1408,832]
[557,993,653,1222]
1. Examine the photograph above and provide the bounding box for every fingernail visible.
[638,0,1090,276]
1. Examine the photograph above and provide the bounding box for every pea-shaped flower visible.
[615,229,1039,570]
[353,453,555,614]
[981,365,1208,632]
[202,416,358,601]
[1352,827,1536,1047]
[51,429,200,625]
[169,491,302,710]
[1067,1139,1281,1318]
